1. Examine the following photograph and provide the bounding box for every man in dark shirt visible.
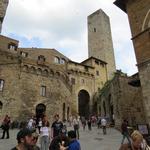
[121,119,131,145]
[51,114,63,138]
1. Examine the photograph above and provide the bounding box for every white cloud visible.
[2,0,138,75]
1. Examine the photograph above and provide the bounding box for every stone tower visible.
[88,9,116,80]
[0,0,9,33]
[114,0,150,124]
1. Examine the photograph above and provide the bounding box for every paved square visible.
[0,127,122,150]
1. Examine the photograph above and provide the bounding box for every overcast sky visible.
[2,0,138,75]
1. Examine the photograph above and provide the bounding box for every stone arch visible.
[43,69,49,76]
[30,66,36,73]
[78,89,90,119]
[36,103,46,120]
[56,71,60,77]
[37,68,42,75]
[50,69,54,76]
[22,65,29,72]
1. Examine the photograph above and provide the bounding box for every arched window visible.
[0,79,4,91]
[54,57,60,64]
[60,58,65,64]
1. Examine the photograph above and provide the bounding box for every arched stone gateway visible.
[36,103,46,120]
[78,90,90,118]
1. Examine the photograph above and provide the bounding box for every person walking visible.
[101,117,107,135]
[121,119,131,145]
[27,117,34,130]
[37,118,42,134]
[1,115,11,139]
[72,115,80,139]
[51,114,63,139]
[87,118,92,131]
[81,117,86,131]
[40,121,50,150]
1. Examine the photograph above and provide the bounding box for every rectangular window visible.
[0,79,4,91]
[84,66,89,72]
[96,70,99,76]
[21,52,28,57]
[38,55,45,62]
[71,78,75,85]
[8,43,17,51]
[37,55,46,65]
[40,86,46,96]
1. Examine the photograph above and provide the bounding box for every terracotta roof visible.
[68,60,94,69]
[81,56,107,64]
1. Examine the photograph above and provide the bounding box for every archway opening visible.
[62,103,66,121]
[108,94,114,124]
[67,107,70,121]
[36,103,46,121]
[103,101,106,116]
[0,101,3,111]
[78,90,90,119]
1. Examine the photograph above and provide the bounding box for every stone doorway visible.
[108,94,114,123]
[36,103,46,121]
[103,101,106,116]
[62,103,66,121]
[78,90,90,119]
[0,101,2,110]
[67,106,70,121]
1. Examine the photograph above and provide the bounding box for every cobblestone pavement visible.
[0,127,122,150]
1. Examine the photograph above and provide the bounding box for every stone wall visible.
[98,71,146,128]
[0,50,72,122]
[123,0,150,125]
[114,0,150,125]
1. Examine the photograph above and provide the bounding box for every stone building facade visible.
[0,3,116,122]
[98,71,146,128]
[0,0,8,33]
[88,9,116,80]
[114,0,150,125]
[0,34,108,122]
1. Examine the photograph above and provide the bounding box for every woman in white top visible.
[72,115,80,139]
[40,121,50,150]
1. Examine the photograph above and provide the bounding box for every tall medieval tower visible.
[88,9,116,80]
[0,0,9,33]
